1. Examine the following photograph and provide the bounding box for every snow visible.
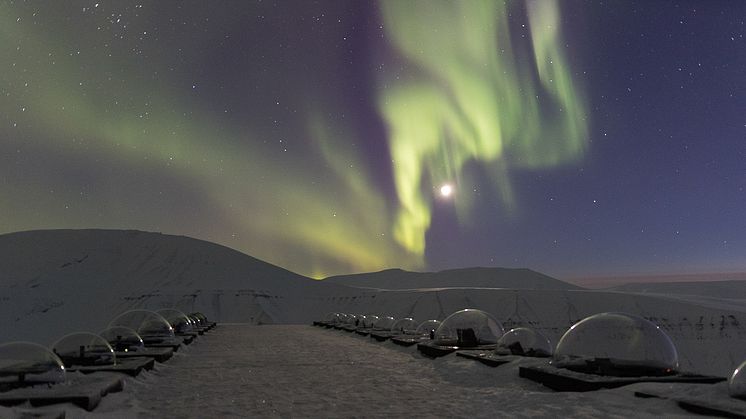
[2,229,746,416]
[610,279,746,310]
[325,267,580,291]
[33,325,700,418]
[0,229,346,343]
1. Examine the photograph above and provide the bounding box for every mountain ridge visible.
[324,266,582,290]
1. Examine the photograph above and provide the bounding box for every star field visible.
[1,1,744,280]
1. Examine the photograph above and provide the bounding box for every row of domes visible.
[0,309,209,391]
[319,309,746,398]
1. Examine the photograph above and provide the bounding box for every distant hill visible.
[0,229,310,290]
[0,229,347,342]
[324,267,582,291]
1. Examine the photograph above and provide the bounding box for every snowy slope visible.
[324,267,581,290]
[0,229,350,343]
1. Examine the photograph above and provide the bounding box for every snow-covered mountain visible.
[2,229,746,376]
[325,267,580,290]
[0,229,347,343]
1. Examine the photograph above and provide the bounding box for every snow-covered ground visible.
[13,324,705,418]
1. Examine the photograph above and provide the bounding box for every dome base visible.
[519,363,726,392]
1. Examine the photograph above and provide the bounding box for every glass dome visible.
[190,312,208,325]
[187,314,202,326]
[361,315,378,328]
[109,310,175,344]
[100,326,145,352]
[415,320,442,337]
[345,314,358,325]
[553,312,679,376]
[0,342,66,390]
[156,308,195,334]
[51,333,116,367]
[434,309,504,347]
[391,318,418,335]
[496,327,552,357]
[374,316,396,331]
[335,313,349,324]
[729,359,746,399]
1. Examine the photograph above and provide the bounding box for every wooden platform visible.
[519,364,726,392]
[194,324,214,334]
[369,331,395,342]
[68,357,155,377]
[0,373,123,411]
[144,336,188,352]
[417,342,497,358]
[354,328,373,337]
[455,351,516,367]
[116,347,173,363]
[390,336,425,347]
[182,333,198,344]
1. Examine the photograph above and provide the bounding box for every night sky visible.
[1,1,744,280]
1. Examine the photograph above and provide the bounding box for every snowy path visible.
[82,325,695,418]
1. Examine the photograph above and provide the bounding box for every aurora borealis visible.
[378,0,586,254]
[1,1,745,280]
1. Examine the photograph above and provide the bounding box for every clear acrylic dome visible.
[187,314,202,326]
[729,359,746,399]
[434,309,504,347]
[345,314,358,325]
[374,316,396,330]
[496,327,552,357]
[391,318,418,334]
[0,342,66,389]
[415,320,442,337]
[156,308,195,334]
[100,326,145,352]
[51,332,116,367]
[190,312,208,325]
[361,315,378,328]
[553,312,679,376]
[109,310,175,343]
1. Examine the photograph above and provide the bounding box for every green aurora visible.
[378,0,587,256]
[0,0,586,278]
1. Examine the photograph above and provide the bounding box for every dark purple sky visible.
[1,1,744,280]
